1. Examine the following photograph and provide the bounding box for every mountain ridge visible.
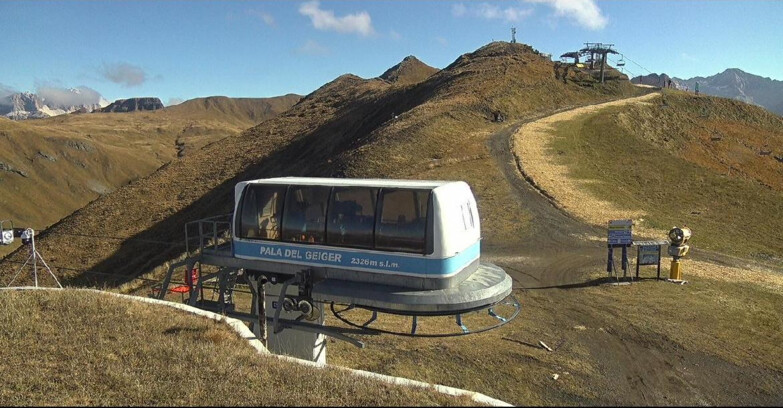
[633,68,783,115]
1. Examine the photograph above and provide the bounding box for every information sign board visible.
[638,245,661,265]
[608,219,633,246]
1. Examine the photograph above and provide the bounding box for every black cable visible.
[607,56,637,78]
[621,54,654,75]
[38,231,185,247]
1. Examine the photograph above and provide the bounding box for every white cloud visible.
[247,9,276,27]
[35,84,106,107]
[296,39,331,56]
[167,98,184,106]
[451,2,533,23]
[299,1,374,36]
[526,0,607,30]
[100,62,147,87]
[389,29,402,40]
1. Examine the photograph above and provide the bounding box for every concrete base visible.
[265,282,327,364]
[665,279,689,285]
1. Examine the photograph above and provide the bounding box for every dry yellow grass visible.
[0,289,485,406]
[685,259,783,293]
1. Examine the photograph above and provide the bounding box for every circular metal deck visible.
[312,262,512,316]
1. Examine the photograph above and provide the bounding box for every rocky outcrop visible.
[631,73,675,88]
[101,97,164,113]
[0,161,28,177]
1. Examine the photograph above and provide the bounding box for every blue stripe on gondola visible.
[233,240,479,276]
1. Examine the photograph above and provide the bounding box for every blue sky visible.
[1,1,781,106]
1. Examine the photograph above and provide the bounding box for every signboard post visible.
[607,219,633,280]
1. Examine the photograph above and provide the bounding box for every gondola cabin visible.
[233,177,481,290]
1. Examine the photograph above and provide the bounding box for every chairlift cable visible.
[44,231,185,247]
[1,258,161,284]
[619,54,654,75]
[607,56,637,78]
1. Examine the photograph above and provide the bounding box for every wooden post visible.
[621,245,628,278]
[607,246,614,276]
[635,245,641,279]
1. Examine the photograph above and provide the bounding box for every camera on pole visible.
[2,221,62,289]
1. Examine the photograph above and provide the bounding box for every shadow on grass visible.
[164,326,207,336]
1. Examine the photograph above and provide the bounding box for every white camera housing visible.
[1,230,13,245]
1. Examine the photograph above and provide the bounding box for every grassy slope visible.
[379,56,439,86]
[0,94,300,234]
[548,90,783,262]
[331,43,643,249]
[0,290,477,406]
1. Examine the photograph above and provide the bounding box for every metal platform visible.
[312,263,512,316]
[160,214,521,359]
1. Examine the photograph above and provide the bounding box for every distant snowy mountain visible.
[0,88,109,120]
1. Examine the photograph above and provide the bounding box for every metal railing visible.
[185,214,233,257]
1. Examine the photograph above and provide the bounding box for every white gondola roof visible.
[245,177,458,189]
